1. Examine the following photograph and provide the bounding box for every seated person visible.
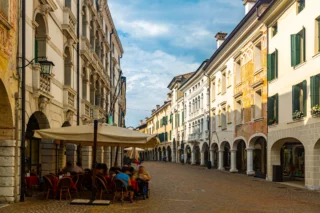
[136,166,151,196]
[109,163,121,174]
[72,162,84,173]
[62,161,73,174]
[115,170,134,202]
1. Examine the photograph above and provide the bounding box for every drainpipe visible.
[20,0,26,202]
[76,0,80,125]
[109,29,114,114]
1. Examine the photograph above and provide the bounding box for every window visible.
[268,94,278,125]
[189,102,191,115]
[221,107,226,130]
[254,42,262,72]
[297,0,305,14]
[291,28,306,67]
[218,111,222,127]
[292,81,307,118]
[188,124,191,134]
[272,23,278,37]
[227,105,231,124]
[310,75,320,109]
[212,111,216,132]
[0,0,8,19]
[235,60,241,84]
[254,90,262,119]
[227,71,231,87]
[200,119,203,133]
[212,79,216,101]
[218,79,221,94]
[201,94,203,109]
[267,49,278,81]
[316,18,320,54]
[182,111,184,124]
[236,100,243,125]
[222,71,226,94]
[65,0,72,8]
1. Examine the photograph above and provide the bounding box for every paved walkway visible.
[2,161,320,213]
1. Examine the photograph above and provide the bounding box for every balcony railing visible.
[63,86,76,111]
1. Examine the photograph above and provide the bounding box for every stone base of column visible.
[218,167,225,171]
[82,146,92,169]
[230,168,238,173]
[246,170,255,176]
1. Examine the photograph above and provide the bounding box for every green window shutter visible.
[291,34,295,67]
[275,94,279,123]
[303,80,307,116]
[292,85,300,113]
[35,40,38,63]
[318,20,320,52]
[316,76,320,105]
[267,97,274,124]
[267,54,272,81]
[295,34,301,65]
[302,27,306,62]
[182,111,184,124]
[311,76,316,107]
[275,49,278,79]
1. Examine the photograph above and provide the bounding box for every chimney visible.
[156,105,160,109]
[215,32,228,49]
[243,0,257,15]
[139,120,143,125]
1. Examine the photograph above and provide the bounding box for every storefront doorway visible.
[281,142,305,181]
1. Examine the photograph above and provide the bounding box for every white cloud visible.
[117,20,170,37]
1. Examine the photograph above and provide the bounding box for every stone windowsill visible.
[236,82,242,87]
[312,52,320,59]
[227,85,232,88]
[235,123,243,127]
[227,122,232,124]
[268,123,278,127]
[287,117,305,124]
[222,128,227,131]
[268,78,278,84]
[294,61,306,70]
[254,68,264,76]
[0,15,12,30]
[254,117,264,122]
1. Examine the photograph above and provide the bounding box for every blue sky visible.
[109,0,244,128]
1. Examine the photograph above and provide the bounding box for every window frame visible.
[291,28,306,67]
[292,80,307,119]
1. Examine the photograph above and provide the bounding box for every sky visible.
[108,0,245,128]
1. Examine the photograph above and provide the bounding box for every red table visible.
[130,179,139,192]
[24,176,39,188]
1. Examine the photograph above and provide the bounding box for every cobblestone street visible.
[2,162,320,213]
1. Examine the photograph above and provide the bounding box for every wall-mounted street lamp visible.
[17,56,54,202]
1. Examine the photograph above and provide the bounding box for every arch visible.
[219,140,231,151]
[220,141,231,170]
[232,136,247,150]
[270,137,305,183]
[193,145,200,165]
[167,146,172,162]
[0,80,14,131]
[210,143,219,168]
[185,145,191,164]
[26,111,50,139]
[248,133,267,149]
[201,142,209,152]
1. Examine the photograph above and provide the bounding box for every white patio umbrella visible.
[124,147,145,159]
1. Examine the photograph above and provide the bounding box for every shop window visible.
[291,28,306,67]
[267,49,278,81]
[292,81,307,119]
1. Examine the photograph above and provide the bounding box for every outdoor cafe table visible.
[24,176,40,188]
[50,176,77,193]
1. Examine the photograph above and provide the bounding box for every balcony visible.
[63,86,76,112]
[62,7,78,43]
[80,37,92,62]
[81,100,91,121]
[32,63,53,99]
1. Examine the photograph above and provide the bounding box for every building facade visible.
[0,0,20,202]
[264,0,320,189]
[180,61,210,166]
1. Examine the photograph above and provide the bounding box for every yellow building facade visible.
[0,0,20,202]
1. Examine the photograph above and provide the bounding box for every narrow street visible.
[2,162,320,213]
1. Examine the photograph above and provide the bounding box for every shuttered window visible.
[268,94,278,125]
[267,49,278,81]
[35,40,39,63]
[182,111,184,124]
[292,81,307,117]
[297,0,305,13]
[310,75,320,107]
[291,28,306,67]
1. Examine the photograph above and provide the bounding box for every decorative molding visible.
[234,92,243,99]
[251,80,264,88]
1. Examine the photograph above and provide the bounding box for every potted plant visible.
[268,117,277,125]
[292,110,304,120]
[311,105,320,117]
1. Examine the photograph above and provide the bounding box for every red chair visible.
[43,176,54,200]
[57,177,72,201]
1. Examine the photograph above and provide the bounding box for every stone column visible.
[172,149,176,163]
[66,144,77,166]
[82,146,92,169]
[200,151,205,166]
[41,139,57,174]
[230,149,238,173]
[191,150,196,165]
[0,140,20,202]
[246,148,255,175]
[218,150,224,170]
[96,147,104,163]
[111,147,116,166]
[117,147,122,166]
[103,146,111,169]
[58,141,66,170]
[210,149,214,166]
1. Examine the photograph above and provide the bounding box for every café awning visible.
[33,123,159,148]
